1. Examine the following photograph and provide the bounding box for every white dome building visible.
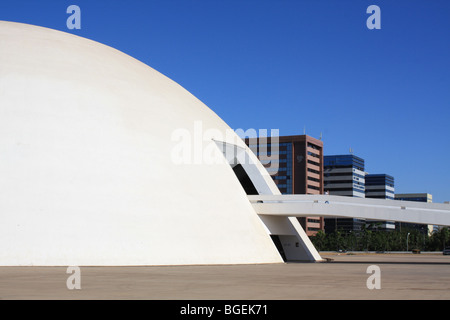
[0,21,321,266]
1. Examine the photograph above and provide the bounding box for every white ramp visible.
[249,194,450,226]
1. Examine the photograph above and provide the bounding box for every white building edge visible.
[0,21,448,266]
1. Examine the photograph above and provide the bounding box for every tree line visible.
[309,226,450,252]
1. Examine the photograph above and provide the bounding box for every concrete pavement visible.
[1,253,449,300]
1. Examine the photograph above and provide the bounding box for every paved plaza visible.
[1,253,449,300]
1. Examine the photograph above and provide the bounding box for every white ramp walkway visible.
[249,194,450,227]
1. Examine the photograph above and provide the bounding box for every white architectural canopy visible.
[1,21,448,266]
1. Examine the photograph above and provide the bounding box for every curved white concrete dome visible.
[0,21,283,265]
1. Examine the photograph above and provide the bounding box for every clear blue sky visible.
[1,0,449,202]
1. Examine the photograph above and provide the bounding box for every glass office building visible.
[324,154,366,233]
[365,174,396,231]
[324,154,365,198]
[365,174,395,199]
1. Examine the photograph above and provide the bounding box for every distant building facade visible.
[395,193,435,234]
[324,154,365,197]
[245,135,324,236]
[365,174,395,200]
[395,193,432,203]
[365,174,396,231]
[323,154,366,233]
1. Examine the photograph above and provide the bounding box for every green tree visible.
[308,226,442,252]
[430,227,450,250]
[311,230,326,251]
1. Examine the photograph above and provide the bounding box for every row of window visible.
[257,150,291,156]
[273,175,291,180]
[278,184,293,194]
[395,197,428,202]
[307,159,320,167]
[324,155,365,169]
[307,142,321,151]
[325,180,364,185]
[324,172,366,179]
[307,151,320,159]
[260,159,288,164]
[324,187,364,192]
[366,181,395,187]
[307,176,320,183]
[366,189,395,195]
[266,167,292,173]
[248,142,293,148]
[307,167,320,175]
[325,165,365,171]
[367,195,395,200]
